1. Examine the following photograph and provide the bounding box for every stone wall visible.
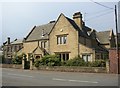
[33,66,107,73]
[1,64,22,69]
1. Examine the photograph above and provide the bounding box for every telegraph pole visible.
[115,5,119,74]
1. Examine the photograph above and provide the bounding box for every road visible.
[2,68,118,86]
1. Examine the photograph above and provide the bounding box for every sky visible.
[1,0,120,45]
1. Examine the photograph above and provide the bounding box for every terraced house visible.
[22,12,115,62]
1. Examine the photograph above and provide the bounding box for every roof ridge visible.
[36,21,55,27]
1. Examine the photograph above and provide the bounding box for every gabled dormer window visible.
[57,35,67,45]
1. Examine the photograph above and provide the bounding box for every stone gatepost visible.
[106,60,110,73]
[22,54,26,69]
[30,55,34,70]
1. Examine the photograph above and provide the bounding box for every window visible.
[41,41,47,48]
[63,54,65,61]
[57,37,61,44]
[82,54,92,62]
[57,35,67,44]
[7,46,10,52]
[14,45,17,51]
[56,53,69,61]
[19,45,21,50]
[35,54,42,59]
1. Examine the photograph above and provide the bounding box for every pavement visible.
[2,68,119,86]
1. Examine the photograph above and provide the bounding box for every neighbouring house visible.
[96,30,116,49]
[3,37,23,63]
[22,12,116,62]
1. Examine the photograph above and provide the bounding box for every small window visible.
[7,46,11,52]
[14,46,17,51]
[41,41,46,48]
[57,35,67,45]
[56,53,69,61]
[44,41,46,48]
[66,53,69,60]
[63,36,67,44]
[36,56,40,59]
[19,45,21,50]
[57,37,61,44]
[82,54,91,62]
[63,54,66,61]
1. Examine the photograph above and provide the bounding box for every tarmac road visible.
[2,68,118,86]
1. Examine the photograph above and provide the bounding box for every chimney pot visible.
[7,37,10,44]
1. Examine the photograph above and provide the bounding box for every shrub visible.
[34,55,61,67]
[90,60,106,67]
[12,53,25,64]
[34,55,106,67]
[2,55,5,63]
[65,56,86,66]
[34,59,43,67]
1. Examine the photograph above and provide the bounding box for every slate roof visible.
[25,13,92,42]
[3,39,23,45]
[66,17,90,38]
[25,22,55,41]
[96,30,111,44]
[11,39,23,44]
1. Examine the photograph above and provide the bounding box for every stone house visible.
[23,12,115,62]
[3,37,23,63]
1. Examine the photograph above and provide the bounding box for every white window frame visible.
[57,35,67,45]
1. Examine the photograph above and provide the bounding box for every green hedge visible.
[34,55,106,67]
[34,55,61,67]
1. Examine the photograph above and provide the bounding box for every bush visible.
[34,55,106,67]
[12,53,25,64]
[89,60,106,67]
[2,55,5,63]
[65,56,86,66]
[34,55,61,67]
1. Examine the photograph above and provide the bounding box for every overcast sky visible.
[1,0,120,45]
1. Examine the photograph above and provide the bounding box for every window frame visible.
[57,35,67,45]
[82,54,92,62]
[41,41,47,48]
[56,52,69,61]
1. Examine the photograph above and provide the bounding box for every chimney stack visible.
[73,12,83,29]
[7,37,10,44]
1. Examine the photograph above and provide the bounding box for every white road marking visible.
[68,79,98,83]
[52,78,67,81]
[7,73,33,78]
[52,78,98,84]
